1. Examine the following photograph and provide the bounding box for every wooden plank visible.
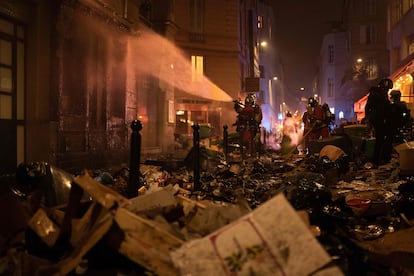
[27,208,60,248]
[113,207,184,275]
[70,202,102,246]
[35,210,114,275]
[74,170,130,209]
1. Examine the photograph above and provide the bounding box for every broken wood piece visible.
[70,202,105,246]
[126,187,178,215]
[27,208,60,248]
[35,211,114,275]
[113,207,184,275]
[74,170,130,210]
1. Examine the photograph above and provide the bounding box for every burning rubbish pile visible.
[1,144,414,275]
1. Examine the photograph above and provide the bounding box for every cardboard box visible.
[394,141,414,175]
[171,194,342,275]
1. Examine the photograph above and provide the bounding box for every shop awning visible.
[390,55,414,80]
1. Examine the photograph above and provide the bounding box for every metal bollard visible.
[192,123,200,191]
[128,120,142,198]
[223,125,228,161]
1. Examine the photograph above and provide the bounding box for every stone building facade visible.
[0,0,270,173]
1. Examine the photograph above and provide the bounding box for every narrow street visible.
[1,132,414,275]
[1,1,414,275]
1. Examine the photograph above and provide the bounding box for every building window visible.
[395,0,403,21]
[328,45,334,64]
[367,25,377,43]
[392,47,401,69]
[328,78,334,97]
[360,25,367,44]
[365,0,376,15]
[259,65,264,78]
[0,16,25,170]
[139,0,152,22]
[190,0,204,34]
[360,25,376,44]
[191,55,204,81]
[257,15,263,29]
[366,57,377,79]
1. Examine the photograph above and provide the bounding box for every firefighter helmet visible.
[308,97,318,107]
[245,93,256,106]
[378,78,393,90]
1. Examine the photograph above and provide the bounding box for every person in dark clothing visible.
[302,104,314,151]
[364,78,393,166]
[389,89,411,143]
[322,103,335,134]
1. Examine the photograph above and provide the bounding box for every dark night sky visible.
[272,0,344,107]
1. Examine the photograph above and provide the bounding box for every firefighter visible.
[321,103,334,134]
[307,97,329,139]
[365,78,393,166]
[389,89,411,143]
[302,104,314,151]
[234,93,262,156]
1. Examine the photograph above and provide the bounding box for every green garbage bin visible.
[199,123,211,139]
[364,137,375,161]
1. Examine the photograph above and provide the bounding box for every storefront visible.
[390,58,414,110]
[354,58,414,121]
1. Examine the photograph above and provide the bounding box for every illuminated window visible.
[191,55,204,81]
[339,111,344,119]
[257,15,263,29]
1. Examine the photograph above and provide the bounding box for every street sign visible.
[245,77,260,92]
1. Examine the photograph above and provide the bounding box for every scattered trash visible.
[0,143,414,275]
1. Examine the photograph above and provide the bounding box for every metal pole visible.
[192,123,200,191]
[128,120,142,198]
[223,125,228,161]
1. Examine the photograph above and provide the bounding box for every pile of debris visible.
[1,144,414,275]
